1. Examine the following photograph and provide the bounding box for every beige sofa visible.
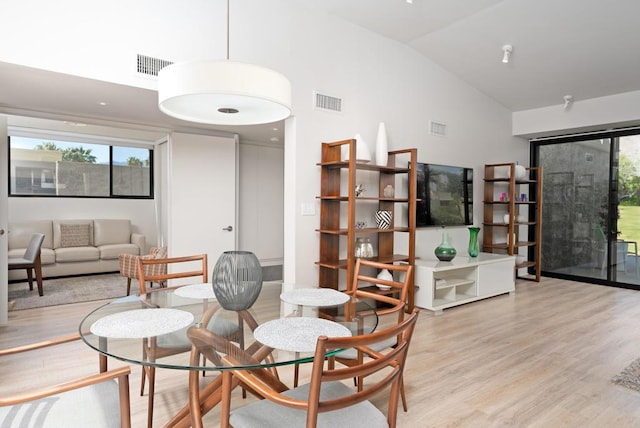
[8,219,145,280]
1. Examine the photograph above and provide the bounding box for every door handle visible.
[0,229,4,236]
[222,226,233,232]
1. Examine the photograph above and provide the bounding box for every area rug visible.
[8,273,127,311]
[612,358,640,392]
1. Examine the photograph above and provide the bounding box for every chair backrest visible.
[23,233,45,263]
[307,308,419,426]
[211,308,420,428]
[137,253,208,295]
[347,259,414,321]
[0,334,132,428]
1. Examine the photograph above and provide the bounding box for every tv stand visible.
[414,252,515,315]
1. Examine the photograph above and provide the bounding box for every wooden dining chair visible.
[8,232,45,296]
[334,258,414,411]
[209,308,420,428]
[137,253,243,428]
[0,333,131,427]
[137,253,208,428]
[118,246,167,295]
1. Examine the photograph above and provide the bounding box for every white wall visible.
[0,0,527,287]
[276,1,527,285]
[0,0,225,91]
[513,90,640,138]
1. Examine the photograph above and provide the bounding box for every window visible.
[532,128,640,289]
[9,135,153,198]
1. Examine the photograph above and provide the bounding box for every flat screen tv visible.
[416,163,473,227]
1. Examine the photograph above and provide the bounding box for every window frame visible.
[7,130,154,199]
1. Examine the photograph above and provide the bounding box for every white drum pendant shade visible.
[158,60,292,125]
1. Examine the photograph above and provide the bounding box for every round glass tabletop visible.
[79,284,378,371]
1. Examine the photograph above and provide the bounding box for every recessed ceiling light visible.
[272,127,279,131]
[270,137,279,142]
[63,121,87,127]
[97,101,108,106]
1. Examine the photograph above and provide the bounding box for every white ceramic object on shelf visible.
[376,268,393,290]
[375,122,388,167]
[503,213,510,224]
[506,164,527,181]
[342,134,371,163]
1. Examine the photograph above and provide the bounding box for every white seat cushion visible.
[0,380,122,428]
[230,381,388,428]
[334,336,398,360]
[54,246,100,262]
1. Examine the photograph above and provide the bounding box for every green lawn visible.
[618,206,640,244]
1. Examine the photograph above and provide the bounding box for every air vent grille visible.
[136,54,173,77]
[314,91,342,112]
[430,120,447,137]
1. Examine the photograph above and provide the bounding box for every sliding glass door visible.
[533,131,640,288]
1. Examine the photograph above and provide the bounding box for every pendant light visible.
[157,0,292,125]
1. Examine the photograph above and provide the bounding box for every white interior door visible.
[0,116,7,324]
[154,137,169,248]
[167,132,237,273]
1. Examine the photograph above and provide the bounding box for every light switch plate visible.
[301,202,316,216]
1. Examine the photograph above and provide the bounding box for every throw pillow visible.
[60,224,91,248]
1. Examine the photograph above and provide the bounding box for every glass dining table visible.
[79,283,378,427]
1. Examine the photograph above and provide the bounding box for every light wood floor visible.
[2,277,640,427]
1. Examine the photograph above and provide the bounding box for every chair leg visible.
[147,366,156,428]
[34,258,43,296]
[140,366,147,396]
[140,345,148,396]
[26,268,34,291]
[400,376,408,412]
[126,278,131,296]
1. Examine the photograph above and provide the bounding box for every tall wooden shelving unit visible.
[482,163,543,281]
[316,139,417,311]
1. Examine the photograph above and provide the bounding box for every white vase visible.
[343,134,371,163]
[375,122,388,166]
[376,268,393,290]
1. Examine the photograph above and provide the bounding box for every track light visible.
[563,95,573,110]
[502,44,513,63]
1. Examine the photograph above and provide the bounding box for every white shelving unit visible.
[414,252,515,315]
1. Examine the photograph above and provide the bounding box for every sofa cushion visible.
[55,246,100,263]
[94,219,131,247]
[60,223,92,247]
[53,220,94,249]
[99,244,140,260]
[8,220,53,250]
[8,248,56,265]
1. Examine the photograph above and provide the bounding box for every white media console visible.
[414,252,515,315]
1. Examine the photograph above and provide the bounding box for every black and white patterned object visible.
[375,210,392,229]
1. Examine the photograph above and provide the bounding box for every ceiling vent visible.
[136,54,173,77]
[429,120,447,137]
[314,91,342,113]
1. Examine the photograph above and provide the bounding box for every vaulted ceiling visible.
[1,0,639,140]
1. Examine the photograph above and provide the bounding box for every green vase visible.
[468,227,480,257]
[434,230,456,261]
